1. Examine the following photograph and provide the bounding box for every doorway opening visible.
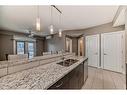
[65,37,72,53]
[78,36,84,56]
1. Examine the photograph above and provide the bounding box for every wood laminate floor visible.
[82,67,126,89]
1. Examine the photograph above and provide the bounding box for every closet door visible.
[86,34,100,68]
[101,31,125,73]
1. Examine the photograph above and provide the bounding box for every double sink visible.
[56,59,78,67]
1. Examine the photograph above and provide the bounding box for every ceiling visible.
[0,6,119,36]
[113,6,126,27]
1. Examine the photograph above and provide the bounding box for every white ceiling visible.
[113,6,126,27]
[0,6,119,36]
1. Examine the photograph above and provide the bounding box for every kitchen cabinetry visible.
[48,59,88,89]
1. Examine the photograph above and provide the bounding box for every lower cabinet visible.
[48,59,88,89]
[84,58,88,82]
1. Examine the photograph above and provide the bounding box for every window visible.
[28,42,34,59]
[16,41,25,54]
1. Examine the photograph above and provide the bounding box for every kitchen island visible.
[0,56,88,89]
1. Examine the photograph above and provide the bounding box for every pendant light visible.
[50,25,54,34]
[58,12,62,37]
[50,6,54,34]
[36,5,40,31]
[58,29,62,37]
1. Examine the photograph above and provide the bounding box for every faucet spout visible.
[61,49,65,65]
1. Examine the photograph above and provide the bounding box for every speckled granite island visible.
[0,55,88,89]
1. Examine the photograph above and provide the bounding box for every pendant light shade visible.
[36,6,41,31]
[50,25,54,34]
[58,11,62,37]
[50,6,54,34]
[58,29,62,37]
[36,17,40,31]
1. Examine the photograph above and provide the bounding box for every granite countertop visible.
[0,56,87,89]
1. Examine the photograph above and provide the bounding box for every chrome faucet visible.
[61,49,65,61]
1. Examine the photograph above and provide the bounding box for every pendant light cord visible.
[37,5,39,18]
[59,13,61,28]
[50,5,53,25]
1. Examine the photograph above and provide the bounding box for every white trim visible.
[97,34,100,68]
[101,34,104,69]
[121,31,125,73]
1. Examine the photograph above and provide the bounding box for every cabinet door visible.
[48,74,69,89]
[78,62,84,88]
[76,64,82,89]
[84,59,88,82]
[48,62,87,89]
[68,63,84,89]
[68,68,79,89]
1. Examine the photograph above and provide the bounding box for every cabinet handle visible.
[81,61,84,64]
[104,53,107,55]
[55,81,63,88]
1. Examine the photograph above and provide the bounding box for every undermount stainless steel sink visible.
[56,59,78,67]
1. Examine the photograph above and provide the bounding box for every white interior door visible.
[86,34,100,68]
[101,31,125,73]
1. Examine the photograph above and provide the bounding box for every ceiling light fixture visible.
[36,5,40,31]
[50,25,54,34]
[59,13,62,37]
[50,5,54,34]
[50,5,62,35]
[58,29,62,37]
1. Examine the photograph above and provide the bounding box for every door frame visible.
[101,31,125,73]
[85,34,100,68]
[65,37,72,53]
